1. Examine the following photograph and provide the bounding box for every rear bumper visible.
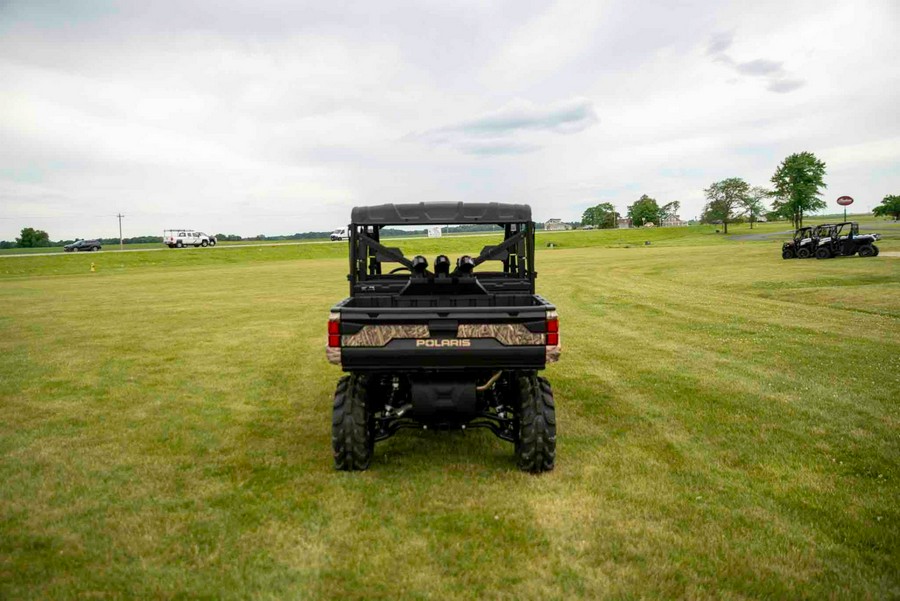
[336,338,548,372]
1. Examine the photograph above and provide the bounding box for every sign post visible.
[836,196,853,222]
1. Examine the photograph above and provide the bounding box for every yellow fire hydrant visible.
[90,262,96,272]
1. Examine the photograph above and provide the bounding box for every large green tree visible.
[872,194,900,220]
[770,152,827,229]
[581,202,618,229]
[702,178,749,234]
[16,227,51,248]
[742,186,769,229]
[660,200,681,219]
[628,195,662,227]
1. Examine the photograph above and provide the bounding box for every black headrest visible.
[456,255,475,274]
[434,255,451,276]
[411,255,429,274]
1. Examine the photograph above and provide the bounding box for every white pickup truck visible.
[163,230,217,248]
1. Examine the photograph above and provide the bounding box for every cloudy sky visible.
[1,0,898,240]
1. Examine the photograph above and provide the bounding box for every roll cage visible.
[793,227,813,241]
[346,202,536,297]
[817,222,858,240]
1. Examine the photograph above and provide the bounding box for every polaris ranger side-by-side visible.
[782,226,816,259]
[814,222,880,259]
[325,202,560,473]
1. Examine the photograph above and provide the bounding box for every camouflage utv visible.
[326,202,560,472]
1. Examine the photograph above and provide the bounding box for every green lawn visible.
[1,228,898,598]
[0,238,332,256]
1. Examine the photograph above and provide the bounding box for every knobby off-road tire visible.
[858,245,875,257]
[332,374,373,471]
[815,247,831,259]
[515,373,556,473]
[872,244,879,256]
[797,248,811,259]
[782,249,795,260]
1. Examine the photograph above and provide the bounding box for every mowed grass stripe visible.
[1,238,898,598]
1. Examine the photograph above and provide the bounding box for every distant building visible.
[617,217,632,229]
[544,218,571,231]
[661,214,685,227]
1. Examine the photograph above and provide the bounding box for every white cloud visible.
[707,37,804,93]
[0,0,898,238]
[735,59,784,77]
[410,97,598,155]
[483,0,607,86]
[766,78,805,94]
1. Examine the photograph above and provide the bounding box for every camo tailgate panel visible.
[457,323,544,346]
[341,323,544,347]
[342,325,429,347]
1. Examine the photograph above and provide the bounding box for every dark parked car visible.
[64,239,102,252]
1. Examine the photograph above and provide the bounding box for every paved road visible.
[0,240,340,259]
[731,221,900,242]
[730,230,793,242]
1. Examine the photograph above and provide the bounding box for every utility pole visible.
[117,213,125,250]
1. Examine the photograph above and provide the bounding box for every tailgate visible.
[328,301,559,371]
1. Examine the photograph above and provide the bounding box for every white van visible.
[163,229,217,248]
[330,228,349,241]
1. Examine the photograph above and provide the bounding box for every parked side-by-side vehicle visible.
[783,222,879,260]
[781,226,816,259]
[814,222,880,259]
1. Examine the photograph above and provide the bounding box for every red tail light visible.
[546,315,559,346]
[328,316,340,347]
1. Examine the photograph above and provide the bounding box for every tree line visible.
[5,158,898,249]
[580,151,897,234]
[1,224,506,248]
[701,151,830,233]
[580,197,681,229]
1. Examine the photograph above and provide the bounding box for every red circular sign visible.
[837,196,854,206]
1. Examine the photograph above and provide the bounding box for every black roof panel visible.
[351,202,531,225]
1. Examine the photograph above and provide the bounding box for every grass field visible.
[0,238,328,256]
[1,223,898,598]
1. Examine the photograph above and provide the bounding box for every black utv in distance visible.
[325,202,560,473]
[814,222,880,259]
[782,226,816,259]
